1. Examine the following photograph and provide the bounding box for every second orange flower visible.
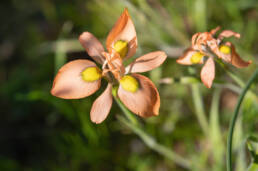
[177,27,251,88]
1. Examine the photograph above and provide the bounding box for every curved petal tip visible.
[79,32,105,64]
[126,51,167,73]
[106,8,137,60]
[90,84,113,124]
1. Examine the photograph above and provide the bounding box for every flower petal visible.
[216,42,251,68]
[51,60,101,99]
[227,42,251,68]
[118,74,160,117]
[79,32,105,64]
[176,48,204,65]
[210,26,221,35]
[218,30,240,40]
[106,8,137,60]
[200,57,215,88]
[125,51,167,73]
[191,33,200,47]
[90,83,113,124]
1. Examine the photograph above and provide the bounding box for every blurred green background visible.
[0,0,257,170]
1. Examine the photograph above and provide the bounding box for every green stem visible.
[216,60,257,97]
[224,68,245,87]
[191,84,209,135]
[112,88,191,169]
[117,115,191,169]
[227,69,258,171]
[112,87,138,125]
[210,88,224,170]
[215,58,245,88]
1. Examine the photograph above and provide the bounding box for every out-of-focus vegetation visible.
[0,0,257,170]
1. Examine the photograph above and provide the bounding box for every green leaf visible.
[247,136,258,171]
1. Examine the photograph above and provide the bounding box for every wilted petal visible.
[51,60,101,99]
[216,42,251,67]
[118,74,160,117]
[200,57,215,88]
[79,32,105,64]
[90,83,113,124]
[227,42,251,68]
[218,30,240,40]
[176,48,204,65]
[125,51,167,73]
[106,8,137,60]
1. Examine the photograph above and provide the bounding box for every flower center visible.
[81,67,102,82]
[114,40,128,58]
[120,75,139,93]
[219,45,231,54]
[191,52,204,64]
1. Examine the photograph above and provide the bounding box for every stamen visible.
[114,40,128,58]
[120,75,139,93]
[191,52,205,64]
[219,45,231,54]
[81,67,102,82]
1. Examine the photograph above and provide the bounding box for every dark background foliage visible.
[0,0,257,170]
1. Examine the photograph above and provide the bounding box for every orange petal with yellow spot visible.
[90,83,113,124]
[176,48,203,65]
[79,32,105,64]
[106,8,137,60]
[126,51,167,73]
[118,74,160,117]
[51,60,101,99]
[201,58,215,88]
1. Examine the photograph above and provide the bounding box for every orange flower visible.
[177,26,251,88]
[51,8,167,124]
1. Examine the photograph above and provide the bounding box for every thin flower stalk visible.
[227,69,258,171]
[114,95,192,169]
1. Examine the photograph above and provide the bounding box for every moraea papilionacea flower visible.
[177,26,251,88]
[51,8,167,124]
